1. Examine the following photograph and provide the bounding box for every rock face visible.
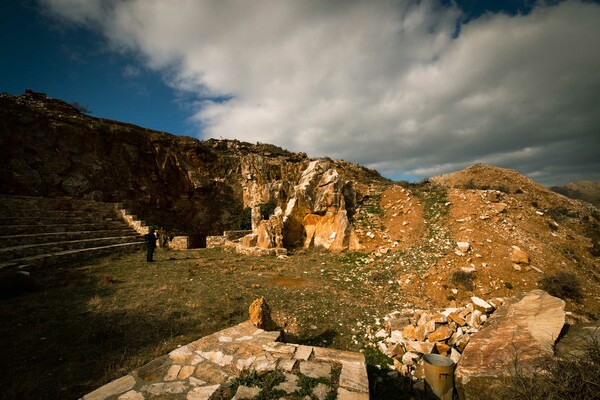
[283,160,361,251]
[0,92,383,245]
[455,290,565,399]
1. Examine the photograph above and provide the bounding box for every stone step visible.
[0,209,99,218]
[0,229,139,247]
[0,194,121,211]
[0,241,145,270]
[2,221,131,235]
[0,215,120,226]
[0,236,144,261]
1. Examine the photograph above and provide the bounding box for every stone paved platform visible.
[82,321,369,400]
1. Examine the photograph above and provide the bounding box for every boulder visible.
[405,341,435,355]
[471,297,494,313]
[248,297,277,330]
[555,322,600,358]
[455,290,565,399]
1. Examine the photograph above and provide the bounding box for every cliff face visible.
[0,92,384,238]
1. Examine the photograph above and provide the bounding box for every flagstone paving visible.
[82,321,369,400]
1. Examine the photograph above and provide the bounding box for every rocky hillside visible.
[551,180,600,208]
[346,163,600,320]
[2,91,599,317]
[0,91,384,238]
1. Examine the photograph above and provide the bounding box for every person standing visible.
[145,227,158,262]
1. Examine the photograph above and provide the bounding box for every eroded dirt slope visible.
[349,165,600,319]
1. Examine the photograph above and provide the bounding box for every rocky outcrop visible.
[283,160,361,251]
[455,290,565,399]
[0,92,384,243]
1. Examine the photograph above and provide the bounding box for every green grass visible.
[0,247,399,399]
[222,369,286,400]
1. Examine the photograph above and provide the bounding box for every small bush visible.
[538,272,583,302]
[482,336,600,400]
[70,101,92,114]
[504,281,513,289]
[463,179,478,190]
[451,271,474,291]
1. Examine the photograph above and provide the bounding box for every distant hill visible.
[551,181,600,208]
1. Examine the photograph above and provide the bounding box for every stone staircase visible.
[0,195,145,270]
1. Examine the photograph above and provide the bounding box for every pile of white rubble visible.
[373,296,504,379]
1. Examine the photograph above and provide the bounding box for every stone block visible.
[455,290,565,399]
[170,236,190,250]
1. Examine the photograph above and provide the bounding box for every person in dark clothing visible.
[145,227,158,262]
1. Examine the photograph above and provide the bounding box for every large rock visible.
[256,213,284,249]
[555,322,600,358]
[283,160,360,251]
[455,290,565,399]
[248,297,277,330]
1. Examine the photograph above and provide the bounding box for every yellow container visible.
[423,354,455,400]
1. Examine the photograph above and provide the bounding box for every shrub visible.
[481,336,600,400]
[70,101,92,114]
[451,271,474,291]
[504,281,513,289]
[538,272,583,302]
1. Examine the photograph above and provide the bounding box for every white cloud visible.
[40,0,600,185]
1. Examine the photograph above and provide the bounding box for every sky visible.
[1,0,599,186]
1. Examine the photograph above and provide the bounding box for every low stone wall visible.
[82,320,369,400]
[169,236,190,250]
[206,235,227,249]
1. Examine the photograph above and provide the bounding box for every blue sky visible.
[2,0,599,185]
[1,1,200,136]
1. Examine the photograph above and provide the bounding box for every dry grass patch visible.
[0,247,401,399]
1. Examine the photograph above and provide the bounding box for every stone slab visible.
[337,387,370,400]
[339,361,369,393]
[83,374,135,400]
[83,320,369,400]
[455,290,565,399]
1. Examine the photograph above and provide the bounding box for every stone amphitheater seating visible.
[0,195,145,269]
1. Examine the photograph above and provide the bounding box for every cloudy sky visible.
[2,0,599,185]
